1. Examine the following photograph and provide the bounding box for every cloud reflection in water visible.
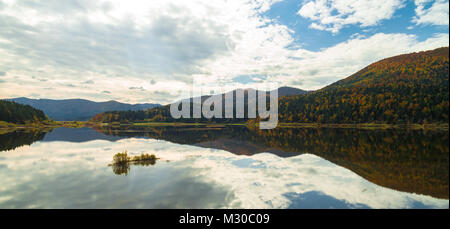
[0,138,448,209]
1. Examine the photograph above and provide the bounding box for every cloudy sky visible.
[0,0,448,104]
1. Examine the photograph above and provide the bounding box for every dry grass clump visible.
[109,151,159,175]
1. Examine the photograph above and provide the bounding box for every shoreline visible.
[97,121,449,131]
[1,121,448,132]
[0,121,90,134]
[275,122,449,130]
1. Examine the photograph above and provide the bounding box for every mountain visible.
[91,47,449,124]
[8,98,160,121]
[184,86,307,103]
[0,100,48,124]
[276,86,309,97]
[90,86,307,123]
[278,47,449,124]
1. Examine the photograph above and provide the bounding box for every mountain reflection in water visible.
[94,125,450,199]
[0,126,448,208]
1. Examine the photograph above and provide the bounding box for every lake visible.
[0,126,448,209]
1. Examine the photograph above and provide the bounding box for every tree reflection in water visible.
[1,126,448,198]
[95,125,449,199]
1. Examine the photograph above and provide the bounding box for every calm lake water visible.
[0,126,448,209]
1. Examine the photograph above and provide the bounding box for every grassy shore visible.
[96,121,449,130]
[102,121,243,127]
[2,120,448,132]
[275,122,449,130]
[0,120,92,134]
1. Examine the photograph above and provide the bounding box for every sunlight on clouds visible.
[298,0,405,33]
[413,0,449,25]
[0,0,291,103]
[264,32,449,90]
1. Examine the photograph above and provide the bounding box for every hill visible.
[90,86,307,123]
[278,47,449,124]
[8,98,160,121]
[276,86,309,97]
[0,100,48,124]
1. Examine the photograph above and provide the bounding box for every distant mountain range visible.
[3,86,304,122]
[184,86,308,102]
[91,86,308,122]
[8,98,160,121]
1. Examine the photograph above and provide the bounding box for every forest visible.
[0,100,48,124]
[278,47,449,124]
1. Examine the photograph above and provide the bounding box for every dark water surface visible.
[0,126,448,208]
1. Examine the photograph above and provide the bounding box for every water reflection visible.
[94,125,450,199]
[110,162,130,176]
[284,191,371,209]
[43,127,127,142]
[110,159,159,176]
[0,126,448,208]
[0,130,46,151]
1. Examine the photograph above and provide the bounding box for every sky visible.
[0,0,448,104]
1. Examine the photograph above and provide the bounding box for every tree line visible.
[0,100,48,124]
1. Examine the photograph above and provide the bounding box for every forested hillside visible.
[9,97,160,121]
[278,47,449,124]
[0,100,48,124]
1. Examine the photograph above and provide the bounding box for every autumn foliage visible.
[278,47,449,124]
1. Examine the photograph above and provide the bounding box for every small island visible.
[108,151,160,175]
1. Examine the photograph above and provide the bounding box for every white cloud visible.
[277,32,449,90]
[206,32,448,91]
[298,0,405,33]
[0,0,290,103]
[413,0,449,25]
